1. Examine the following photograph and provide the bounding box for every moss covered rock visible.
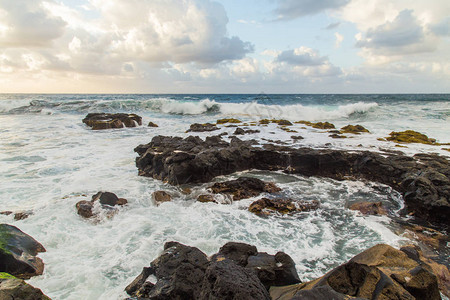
[217,118,242,124]
[387,130,437,144]
[0,224,46,279]
[340,124,369,134]
[0,275,51,299]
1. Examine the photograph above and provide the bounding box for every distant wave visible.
[0,97,378,121]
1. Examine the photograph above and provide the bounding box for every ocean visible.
[0,94,449,299]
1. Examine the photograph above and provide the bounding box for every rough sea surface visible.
[0,94,449,299]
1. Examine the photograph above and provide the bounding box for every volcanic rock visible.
[0,224,46,279]
[0,273,50,300]
[249,198,319,216]
[214,242,257,267]
[76,191,127,219]
[134,135,450,228]
[187,123,219,132]
[82,113,142,130]
[210,177,281,201]
[349,201,387,215]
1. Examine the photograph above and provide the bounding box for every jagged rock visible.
[249,198,319,216]
[82,113,142,130]
[125,267,154,297]
[349,201,387,215]
[147,121,159,127]
[200,259,270,300]
[271,244,441,300]
[76,192,127,219]
[0,224,46,279]
[0,273,50,300]
[187,123,219,132]
[197,195,216,203]
[152,191,172,205]
[210,177,281,201]
[246,252,301,289]
[214,242,257,267]
[135,136,450,228]
[13,211,33,221]
[340,124,369,134]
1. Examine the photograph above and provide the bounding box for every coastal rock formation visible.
[0,224,46,279]
[209,177,281,201]
[349,201,387,215]
[125,241,299,299]
[216,118,242,124]
[387,130,437,145]
[152,191,172,205]
[82,113,142,130]
[135,135,450,228]
[270,244,441,300]
[249,198,320,216]
[340,124,370,134]
[147,121,159,127]
[0,273,50,300]
[75,191,127,219]
[187,123,219,132]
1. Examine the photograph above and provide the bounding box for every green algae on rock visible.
[387,130,437,145]
[216,118,242,124]
[295,121,335,129]
[340,124,370,134]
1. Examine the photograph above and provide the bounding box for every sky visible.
[0,0,449,93]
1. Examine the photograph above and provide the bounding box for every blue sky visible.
[0,0,449,93]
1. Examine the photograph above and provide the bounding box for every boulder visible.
[210,177,281,201]
[197,194,216,203]
[214,242,257,267]
[187,123,219,132]
[291,135,304,140]
[13,211,33,221]
[312,122,335,129]
[0,273,50,300]
[387,130,437,145]
[340,124,369,134]
[0,224,46,279]
[217,118,241,124]
[249,198,319,216]
[200,259,270,300]
[152,191,172,205]
[234,128,245,135]
[349,201,387,215]
[76,192,127,219]
[134,135,450,228]
[82,113,142,130]
[147,121,159,127]
[277,120,293,126]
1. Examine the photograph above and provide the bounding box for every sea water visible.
[0,94,449,299]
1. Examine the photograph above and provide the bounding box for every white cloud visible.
[335,32,344,48]
[276,47,328,66]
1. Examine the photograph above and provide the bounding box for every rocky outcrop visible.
[387,130,438,145]
[270,244,442,300]
[135,135,450,228]
[187,123,219,132]
[209,177,281,201]
[82,113,142,130]
[0,224,46,279]
[340,124,370,134]
[249,198,320,216]
[152,191,172,205]
[75,192,127,219]
[0,273,50,300]
[147,121,159,127]
[125,241,300,299]
[349,201,387,215]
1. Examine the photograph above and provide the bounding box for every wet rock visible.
[197,194,216,203]
[125,267,154,297]
[249,198,319,216]
[277,120,293,126]
[214,242,257,267]
[147,121,159,127]
[340,124,369,134]
[76,192,127,219]
[0,273,50,300]
[312,122,335,129]
[210,177,281,201]
[135,135,450,228]
[13,211,33,221]
[200,259,270,300]
[387,130,437,145]
[329,133,347,139]
[217,118,241,124]
[246,252,301,289]
[0,224,46,279]
[349,201,387,215]
[291,135,304,140]
[82,113,142,130]
[0,212,12,216]
[152,191,172,205]
[187,123,219,132]
[275,244,440,300]
[234,128,245,135]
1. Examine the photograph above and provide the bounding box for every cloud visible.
[324,22,341,30]
[276,47,327,66]
[335,32,344,48]
[274,0,350,20]
[430,17,450,36]
[0,0,66,47]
